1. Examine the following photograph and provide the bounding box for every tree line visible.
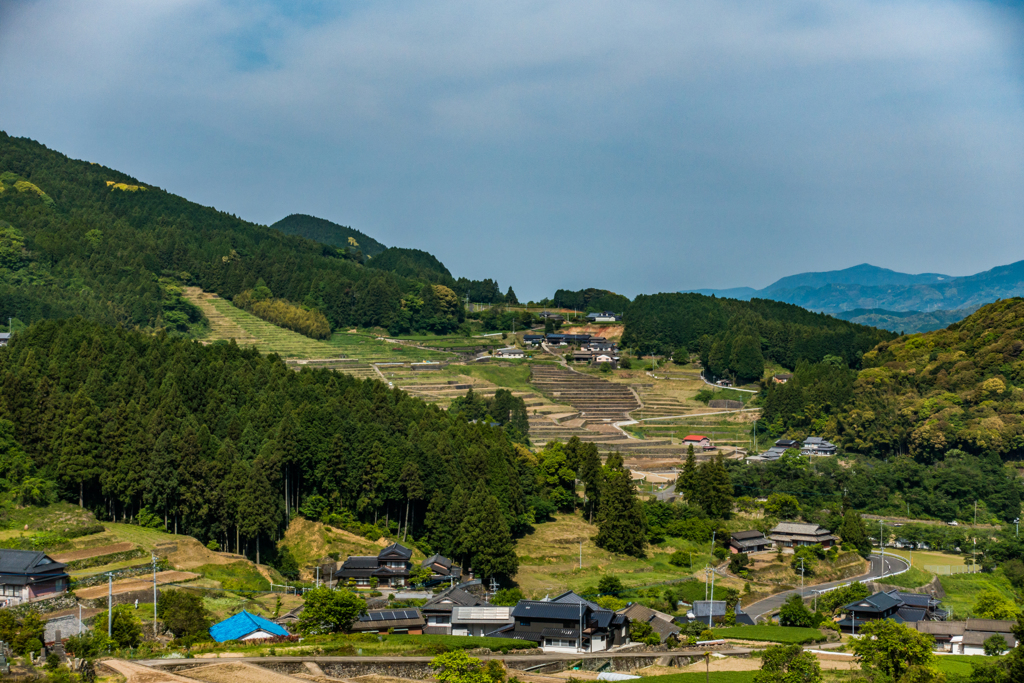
[234,281,331,339]
[0,318,554,578]
[622,293,895,382]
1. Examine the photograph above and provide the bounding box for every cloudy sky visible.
[2,0,1023,300]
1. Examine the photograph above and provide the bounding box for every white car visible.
[948,520,959,526]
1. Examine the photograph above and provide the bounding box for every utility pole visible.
[708,565,716,628]
[107,573,113,639]
[799,558,804,598]
[975,500,978,527]
[579,539,582,571]
[152,553,158,636]
[879,520,885,576]
[316,566,320,589]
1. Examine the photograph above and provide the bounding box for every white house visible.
[495,348,526,359]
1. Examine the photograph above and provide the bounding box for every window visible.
[1,585,17,597]
[520,620,530,626]
[545,638,575,648]
[428,616,450,625]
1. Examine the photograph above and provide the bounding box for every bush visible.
[95,605,142,649]
[598,575,624,597]
[779,594,816,628]
[729,553,750,574]
[491,588,525,607]
[620,358,632,369]
[158,589,211,640]
[669,550,689,567]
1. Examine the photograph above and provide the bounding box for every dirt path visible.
[178,661,308,683]
[102,660,198,683]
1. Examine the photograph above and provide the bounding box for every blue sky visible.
[2,0,1023,301]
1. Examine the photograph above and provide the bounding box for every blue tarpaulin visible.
[209,610,289,642]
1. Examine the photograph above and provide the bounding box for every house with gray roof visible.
[617,603,679,643]
[769,522,838,552]
[421,553,461,583]
[333,543,413,588]
[351,608,425,634]
[421,583,485,634]
[489,591,629,652]
[0,550,69,606]
[452,606,514,637]
[730,530,772,554]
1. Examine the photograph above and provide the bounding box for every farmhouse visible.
[682,435,712,450]
[769,522,838,551]
[0,549,70,606]
[452,606,514,637]
[772,373,793,384]
[334,542,413,588]
[617,603,679,643]
[539,311,564,322]
[421,553,461,583]
[209,610,289,642]
[351,608,425,635]
[729,530,773,554]
[586,311,621,323]
[523,334,545,346]
[421,584,485,633]
[802,436,837,455]
[489,591,629,653]
[495,347,525,359]
[0,333,10,347]
[775,439,800,449]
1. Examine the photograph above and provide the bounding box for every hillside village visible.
[2,136,1024,683]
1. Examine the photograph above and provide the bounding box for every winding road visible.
[743,552,910,619]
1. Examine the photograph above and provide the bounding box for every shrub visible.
[158,589,212,640]
[598,575,624,597]
[620,358,632,369]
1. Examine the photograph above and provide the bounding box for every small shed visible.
[209,610,289,642]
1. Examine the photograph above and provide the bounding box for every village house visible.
[452,606,514,637]
[729,530,773,554]
[334,543,413,588]
[421,553,462,583]
[523,334,545,346]
[0,333,10,347]
[836,589,946,634]
[682,435,712,450]
[351,608,425,634]
[495,347,526,359]
[421,583,485,633]
[802,436,837,455]
[772,373,793,384]
[490,591,630,653]
[775,439,801,450]
[769,522,838,552]
[0,549,70,606]
[616,603,679,643]
[539,311,564,322]
[586,311,621,323]
[209,610,289,642]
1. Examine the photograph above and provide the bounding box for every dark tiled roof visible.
[340,556,378,569]
[844,592,902,613]
[890,591,933,607]
[423,586,484,613]
[379,543,412,560]
[897,607,928,623]
[963,631,1016,648]
[551,590,601,610]
[422,553,452,569]
[512,600,587,620]
[966,618,1017,633]
[731,530,765,541]
[541,627,579,638]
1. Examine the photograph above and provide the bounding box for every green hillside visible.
[270,213,387,257]
[0,132,463,336]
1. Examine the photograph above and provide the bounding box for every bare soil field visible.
[180,662,306,683]
[102,660,197,683]
[52,542,135,562]
[560,324,624,340]
[75,571,200,599]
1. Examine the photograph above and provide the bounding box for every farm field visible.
[938,570,1019,618]
[711,625,826,644]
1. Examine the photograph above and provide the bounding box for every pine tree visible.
[399,461,425,541]
[695,452,733,519]
[459,483,519,580]
[840,510,872,556]
[595,461,647,557]
[57,389,101,507]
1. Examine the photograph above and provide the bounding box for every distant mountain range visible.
[685,261,1024,332]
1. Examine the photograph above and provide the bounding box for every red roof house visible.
[682,435,712,449]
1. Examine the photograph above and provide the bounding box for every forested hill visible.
[763,298,1024,462]
[270,214,387,257]
[0,318,528,579]
[0,132,505,336]
[622,293,895,381]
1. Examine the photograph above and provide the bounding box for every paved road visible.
[655,484,676,501]
[743,553,910,619]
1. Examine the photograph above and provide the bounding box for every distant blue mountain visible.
[683,261,1024,316]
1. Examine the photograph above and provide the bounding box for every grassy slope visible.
[514,514,716,598]
[938,570,1019,619]
[875,566,934,589]
[280,517,395,580]
[712,626,826,644]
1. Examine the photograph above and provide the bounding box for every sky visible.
[2,1,1024,301]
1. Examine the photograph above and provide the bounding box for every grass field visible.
[514,514,715,598]
[712,626,827,644]
[933,654,1005,677]
[193,561,271,592]
[881,548,970,570]
[938,570,1019,619]
[173,633,539,659]
[188,289,451,362]
[875,566,934,589]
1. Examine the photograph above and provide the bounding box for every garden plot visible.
[75,570,200,599]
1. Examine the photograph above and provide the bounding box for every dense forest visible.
[0,319,658,578]
[270,214,387,257]
[0,133,511,337]
[623,293,896,381]
[752,299,1024,523]
[541,288,631,313]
